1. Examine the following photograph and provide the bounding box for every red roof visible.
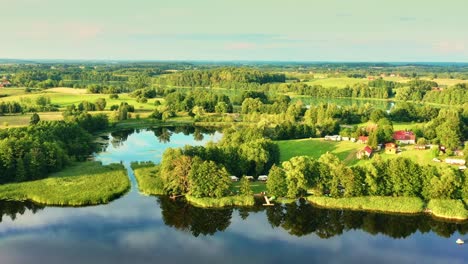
[358,136,368,142]
[385,143,397,148]
[364,146,373,154]
[393,130,415,141]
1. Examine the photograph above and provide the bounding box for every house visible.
[258,175,268,181]
[342,137,350,141]
[0,79,11,88]
[230,176,239,182]
[393,130,416,144]
[357,136,368,144]
[356,146,373,159]
[459,165,467,171]
[445,159,466,165]
[385,143,397,154]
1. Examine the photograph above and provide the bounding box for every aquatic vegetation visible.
[0,161,129,206]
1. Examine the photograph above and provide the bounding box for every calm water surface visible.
[0,126,466,264]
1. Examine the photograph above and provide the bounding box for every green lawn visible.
[230,180,267,194]
[0,161,130,206]
[277,138,362,165]
[131,162,165,195]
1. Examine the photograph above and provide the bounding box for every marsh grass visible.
[307,196,425,214]
[186,195,255,208]
[0,161,130,206]
[131,162,165,195]
[427,199,468,220]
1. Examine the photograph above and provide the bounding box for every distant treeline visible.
[166,67,286,87]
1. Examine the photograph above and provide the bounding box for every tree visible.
[266,165,287,197]
[30,113,40,125]
[239,176,253,196]
[282,156,317,198]
[188,159,230,198]
[95,98,107,111]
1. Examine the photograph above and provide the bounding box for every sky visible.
[1,0,467,62]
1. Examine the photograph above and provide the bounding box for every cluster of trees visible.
[395,80,438,101]
[0,96,59,114]
[423,84,468,105]
[164,90,233,113]
[156,127,279,198]
[266,153,468,201]
[10,70,62,88]
[166,67,286,87]
[0,120,102,183]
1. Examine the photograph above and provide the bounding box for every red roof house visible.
[393,130,416,144]
[357,136,368,144]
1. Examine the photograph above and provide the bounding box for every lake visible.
[0,127,466,264]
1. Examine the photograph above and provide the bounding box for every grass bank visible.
[186,195,255,208]
[307,196,425,214]
[131,162,165,195]
[427,199,468,221]
[0,161,130,206]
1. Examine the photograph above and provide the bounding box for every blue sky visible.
[1,0,467,61]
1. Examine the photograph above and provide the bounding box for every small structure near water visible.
[456,238,464,245]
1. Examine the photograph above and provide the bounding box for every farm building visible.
[258,175,268,181]
[385,143,397,154]
[393,130,416,144]
[357,136,368,144]
[356,146,373,159]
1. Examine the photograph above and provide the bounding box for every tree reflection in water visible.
[158,196,232,237]
[158,197,468,239]
[0,200,44,223]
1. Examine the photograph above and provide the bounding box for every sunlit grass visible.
[277,138,361,165]
[186,194,254,208]
[307,196,425,214]
[427,199,468,220]
[131,162,165,195]
[0,161,130,206]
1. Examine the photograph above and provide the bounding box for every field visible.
[0,112,63,128]
[0,87,160,111]
[304,77,367,87]
[0,161,130,206]
[277,138,362,164]
[230,180,267,194]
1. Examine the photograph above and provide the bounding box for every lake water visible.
[0,127,466,264]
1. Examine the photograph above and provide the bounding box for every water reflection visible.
[156,198,468,239]
[0,200,43,223]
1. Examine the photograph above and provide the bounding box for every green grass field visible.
[0,87,159,111]
[304,77,368,87]
[230,180,267,194]
[277,138,362,165]
[0,161,130,206]
[0,112,63,128]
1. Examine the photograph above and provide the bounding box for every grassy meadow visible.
[277,138,362,165]
[0,161,130,206]
[304,77,368,87]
